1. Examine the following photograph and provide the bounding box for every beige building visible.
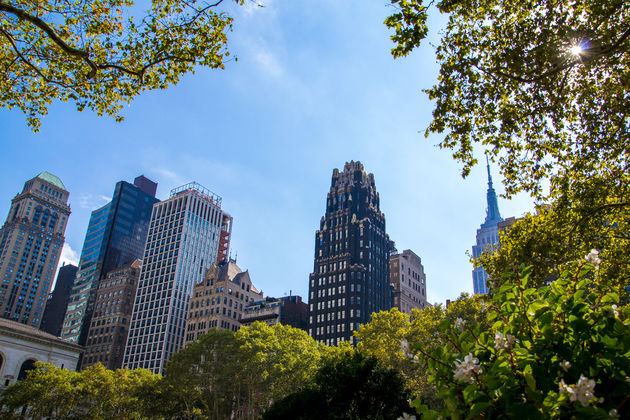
[82,259,141,370]
[184,260,262,345]
[390,249,428,314]
[0,172,70,328]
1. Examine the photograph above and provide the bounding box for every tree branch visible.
[484,24,630,84]
[0,1,219,84]
[0,26,73,89]
[0,1,99,77]
[569,202,630,236]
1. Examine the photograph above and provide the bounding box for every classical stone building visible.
[240,295,308,331]
[0,172,70,328]
[472,161,504,295]
[82,259,141,370]
[308,161,393,345]
[0,317,82,390]
[124,182,233,373]
[62,175,158,345]
[390,249,428,314]
[184,260,262,345]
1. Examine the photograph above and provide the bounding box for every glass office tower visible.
[61,176,159,345]
[123,182,232,373]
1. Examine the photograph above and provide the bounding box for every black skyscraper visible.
[40,263,78,336]
[308,161,393,345]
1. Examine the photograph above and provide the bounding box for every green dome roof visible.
[36,171,66,190]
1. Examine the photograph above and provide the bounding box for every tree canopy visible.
[262,351,412,420]
[0,0,242,130]
[386,0,630,199]
[0,362,161,419]
[355,298,489,410]
[162,322,336,419]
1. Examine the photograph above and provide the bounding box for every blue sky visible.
[1,1,533,305]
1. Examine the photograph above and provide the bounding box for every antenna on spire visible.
[483,152,502,225]
[485,153,493,189]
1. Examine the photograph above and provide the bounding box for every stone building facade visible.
[0,172,70,328]
[82,259,141,370]
[0,318,81,390]
[184,260,262,345]
[390,249,428,314]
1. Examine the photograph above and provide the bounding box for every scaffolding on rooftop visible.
[170,182,222,206]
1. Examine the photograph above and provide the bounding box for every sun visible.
[570,45,583,55]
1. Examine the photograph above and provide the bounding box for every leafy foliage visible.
[386,0,630,199]
[406,263,630,419]
[356,298,489,410]
[262,351,412,420]
[479,172,630,298]
[0,0,242,130]
[162,322,333,419]
[0,362,161,419]
[161,328,242,419]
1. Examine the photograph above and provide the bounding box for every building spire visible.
[483,155,502,226]
[486,155,493,189]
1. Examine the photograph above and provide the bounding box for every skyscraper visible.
[472,161,503,294]
[0,172,70,327]
[61,176,159,345]
[307,161,392,346]
[123,182,232,373]
[41,263,77,336]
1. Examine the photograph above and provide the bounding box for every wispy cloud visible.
[253,47,284,78]
[52,243,80,289]
[152,167,178,180]
[77,193,110,210]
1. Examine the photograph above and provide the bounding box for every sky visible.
[0,0,534,305]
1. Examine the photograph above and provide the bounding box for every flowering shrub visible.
[408,254,630,419]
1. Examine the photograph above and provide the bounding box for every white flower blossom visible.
[454,317,466,331]
[400,339,417,361]
[558,375,597,407]
[558,379,569,393]
[494,332,517,351]
[612,305,619,317]
[560,361,571,372]
[397,414,416,420]
[585,249,601,269]
[400,339,410,354]
[609,408,619,418]
[453,353,482,384]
